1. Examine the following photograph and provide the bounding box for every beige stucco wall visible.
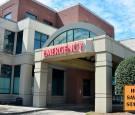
[120,39,135,51]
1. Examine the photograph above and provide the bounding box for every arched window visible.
[48,28,96,47]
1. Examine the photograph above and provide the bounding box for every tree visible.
[115,56,135,95]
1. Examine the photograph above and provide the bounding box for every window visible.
[4,13,12,20]
[67,30,73,42]
[54,32,66,45]
[83,79,90,96]
[31,65,35,94]
[74,29,89,41]
[34,31,48,50]
[13,65,20,94]
[52,69,64,96]
[3,30,15,54]
[16,31,23,54]
[43,20,53,26]
[25,12,37,20]
[0,65,12,94]
[47,28,97,47]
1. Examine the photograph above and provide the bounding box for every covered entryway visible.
[33,23,135,113]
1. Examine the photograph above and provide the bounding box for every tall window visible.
[34,31,48,50]
[0,65,12,94]
[16,31,23,54]
[3,30,15,54]
[13,65,20,94]
[52,69,64,96]
[83,79,90,96]
[25,12,37,20]
[4,13,12,20]
[43,20,53,26]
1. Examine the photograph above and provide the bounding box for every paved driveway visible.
[23,110,86,115]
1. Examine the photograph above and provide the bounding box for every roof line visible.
[32,0,57,12]
[58,3,114,27]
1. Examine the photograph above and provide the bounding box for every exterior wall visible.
[0,0,19,22]
[0,17,57,106]
[57,4,114,38]
[0,0,57,27]
[18,0,57,27]
[78,5,114,38]
[0,0,114,38]
[66,69,95,104]
[120,39,135,51]
[56,5,79,28]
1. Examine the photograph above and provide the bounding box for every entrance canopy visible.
[34,23,135,113]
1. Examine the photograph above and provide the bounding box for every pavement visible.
[0,105,134,115]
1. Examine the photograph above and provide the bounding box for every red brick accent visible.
[0,0,114,38]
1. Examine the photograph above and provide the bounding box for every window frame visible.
[52,69,64,96]
[25,12,37,20]
[47,28,96,47]
[4,13,12,20]
[16,31,23,54]
[13,65,21,94]
[43,20,53,26]
[0,64,12,94]
[3,30,15,54]
[34,31,48,50]
[83,79,91,97]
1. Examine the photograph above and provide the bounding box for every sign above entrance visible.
[43,41,84,57]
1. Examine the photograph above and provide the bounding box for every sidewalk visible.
[0,105,46,114]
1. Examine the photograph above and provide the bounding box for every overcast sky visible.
[0,0,135,40]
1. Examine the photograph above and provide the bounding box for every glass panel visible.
[54,32,66,45]
[0,65,12,94]
[52,69,64,96]
[34,40,40,50]
[25,12,37,20]
[4,30,15,54]
[74,29,89,41]
[4,13,12,20]
[67,30,73,42]
[0,78,10,93]
[48,42,53,47]
[90,32,96,38]
[83,79,90,96]
[13,77,20,94]
[16,31,23,54]
[13,65,20,94]
[41,34,48,42]
[35,32,41,40]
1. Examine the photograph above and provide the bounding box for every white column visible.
[19,64,32,106]
[95,52,112,113]
[33,61,48,107]
[22,28,35,53]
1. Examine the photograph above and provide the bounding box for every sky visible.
[0,0,135,40]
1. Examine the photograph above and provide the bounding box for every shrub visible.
[115,56,135,95]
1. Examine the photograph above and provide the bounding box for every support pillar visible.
[33,61,48,107]
[19,64,32,106]
[95,52,112,113]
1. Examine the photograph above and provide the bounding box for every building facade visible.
[0,0,135,113]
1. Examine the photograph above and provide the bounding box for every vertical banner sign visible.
[124,85,135,111]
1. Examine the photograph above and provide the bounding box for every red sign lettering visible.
[43,41,84,57]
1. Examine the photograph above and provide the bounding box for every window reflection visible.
[47,28,97,47]
[74,29,89,41]
[67,30,73,42]
[54,32,66,45]
[4,30,15,54]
